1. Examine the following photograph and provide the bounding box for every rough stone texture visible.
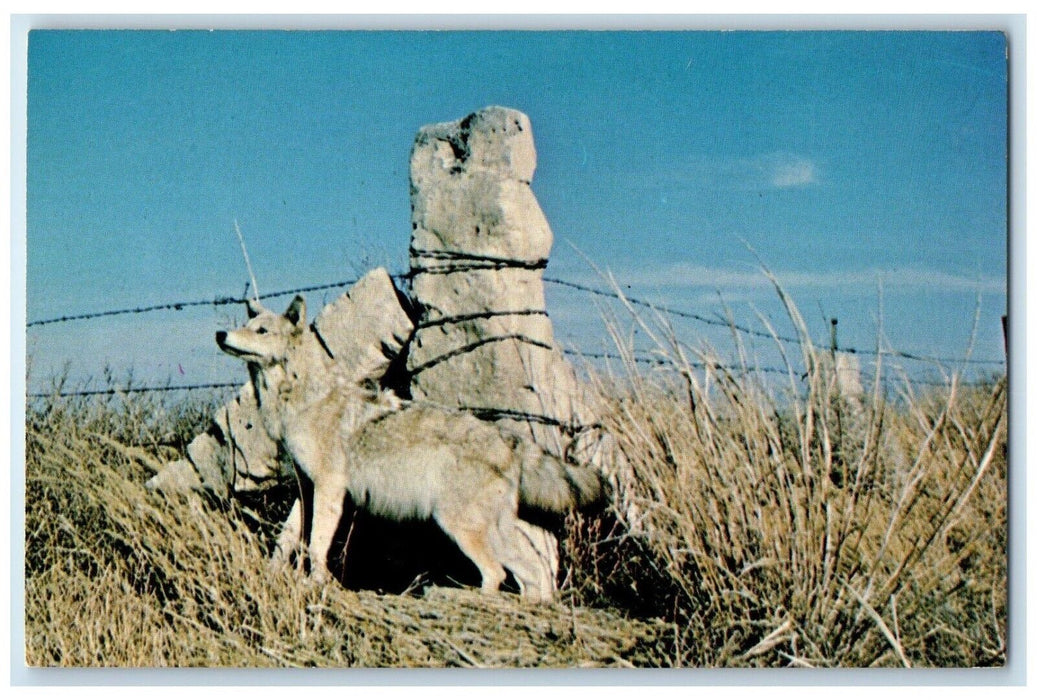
[405,106,616,587]
[147,380,281,496]
[406,106,592,452]
[313,267,414,384]
[213,380,284,490]
[151,269,414,495]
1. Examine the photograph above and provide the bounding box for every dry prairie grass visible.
[23,288,1007,668]
[560,285,1007,668]
[24,387,671,668]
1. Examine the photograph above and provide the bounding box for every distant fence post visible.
[830,318,839,357]
[1002,314,1008,361]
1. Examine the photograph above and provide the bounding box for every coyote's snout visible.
[217,296,603,602]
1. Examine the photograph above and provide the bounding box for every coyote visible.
[216,296,602,601]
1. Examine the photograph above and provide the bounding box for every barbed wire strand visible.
[543,277,1005,367]
[26,273,1005,367]
[27,364,996,399]
[27,381,241,399]
[25,278,375,327]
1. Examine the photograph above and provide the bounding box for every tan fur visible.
[216,296,601,602]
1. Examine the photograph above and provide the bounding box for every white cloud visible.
[638,152,819,191]
[768,157,817,188]
[588,263,1006,295]
[739,152,818,189]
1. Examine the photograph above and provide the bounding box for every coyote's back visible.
[343,406,602,519]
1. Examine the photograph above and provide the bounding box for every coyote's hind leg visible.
[435,511,507,595]
[500,520,557,603]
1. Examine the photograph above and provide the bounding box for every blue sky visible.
[24,30,1008,391]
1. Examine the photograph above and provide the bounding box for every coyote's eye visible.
[256,327,268,335]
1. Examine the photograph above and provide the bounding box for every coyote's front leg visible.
[269,498,303,571]
[307,471,349,585]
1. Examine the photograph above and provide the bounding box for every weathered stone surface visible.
[145,458,202,493]
[406,106,613,586]
[406,106,592,448]
[313,267,414,384]
[147,380,283,496]
[212,380,283,491]
[410,107,537,188]
[185,431,226,488]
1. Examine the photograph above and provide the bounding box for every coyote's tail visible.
[517,440,604,513]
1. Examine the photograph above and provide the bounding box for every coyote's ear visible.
[245,298,264,319]
[284,295,306,327]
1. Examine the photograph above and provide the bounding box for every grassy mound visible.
[24,390,670,667]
